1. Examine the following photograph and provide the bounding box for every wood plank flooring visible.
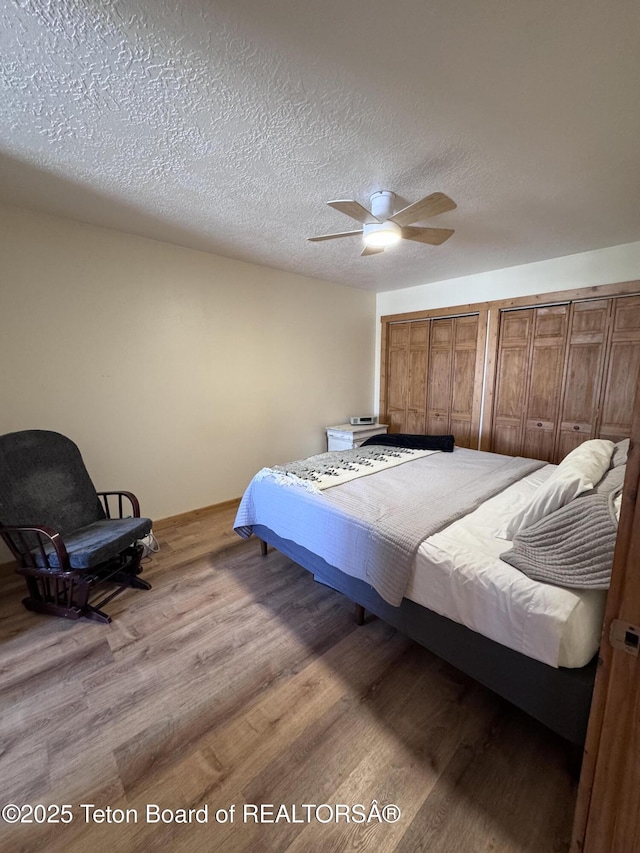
[0,506,576,852]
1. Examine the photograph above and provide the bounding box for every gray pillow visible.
[501,489,620,590]
[611,438,629,468]
[592,463,626,496]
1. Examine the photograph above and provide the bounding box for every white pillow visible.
[499,439,615,539]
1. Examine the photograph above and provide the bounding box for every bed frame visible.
[253,523,598,746]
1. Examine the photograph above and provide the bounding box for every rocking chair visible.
[0,429,153,623]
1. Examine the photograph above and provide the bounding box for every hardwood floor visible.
[0,506,576,852]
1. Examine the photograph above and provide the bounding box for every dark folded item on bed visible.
[360,432,455,452]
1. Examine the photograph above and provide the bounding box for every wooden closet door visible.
[426,319,453,435]
[386,323,409,432]
[406,321,429,433]
[492,306,568,460]
[383,314,483,443]
[522,305,569,460]
[491,309,534,456]
[450,315,480,448]
[598,295,640,442]
[556,299,610,461]
[384,321,429,433]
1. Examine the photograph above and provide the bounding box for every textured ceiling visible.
[1,0,639,292]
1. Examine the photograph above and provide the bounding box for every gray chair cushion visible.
[0,430,104,534]
[33,516,152,569]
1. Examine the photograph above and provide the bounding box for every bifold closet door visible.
[426,315,480,448]
[383,316,480,443]
[491,306,569,460]
[491,296,640,463]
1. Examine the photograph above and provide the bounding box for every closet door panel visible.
[386,324,409,431]
[556,423,594,462]
[523,421,556,461]
[426,319,453,435]
[560,343,605,423]
[598,338,640,439]
[491,310,533,456]
[491,345,529,456]
[406,322,429,432]
[426,346,452,434]
[450,414,472,448]
[613,294,640,332]
[599,296,640,441]
[454,315,479,346]
[522,306,568,460]
[431,318,454,347]
[450,316,479,448]
[407,346,427,432]
[494,345,530,417]
[451,347,476,448]
[387,348,408,411]
[492,421,523,457]
[556,300,610,460]
[498,310,531,345]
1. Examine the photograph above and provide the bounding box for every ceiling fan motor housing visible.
[369,190,395,220]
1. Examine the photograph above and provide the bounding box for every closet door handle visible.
[573,425,580,431]
[536,422,542,428]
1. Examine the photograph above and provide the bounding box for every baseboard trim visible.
[153,498,241,531]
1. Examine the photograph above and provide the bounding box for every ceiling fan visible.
[308,190,456,256]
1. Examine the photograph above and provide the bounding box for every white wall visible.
[374,241,640,407]
[0,205,376,525]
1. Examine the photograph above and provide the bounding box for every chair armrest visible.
[96,491,141,518]
[0,524,70,571]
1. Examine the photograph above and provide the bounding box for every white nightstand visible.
[326,423,389,451]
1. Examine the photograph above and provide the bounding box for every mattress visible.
[235,457,607,669]
[406,465,607,669]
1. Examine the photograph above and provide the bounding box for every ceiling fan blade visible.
[327,200,379,224]
[307,229,363,242]
[390,192,456,227]
[401,226,455,245]
[361,245,384,256]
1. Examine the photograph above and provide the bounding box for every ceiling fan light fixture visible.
[363,220,401,248]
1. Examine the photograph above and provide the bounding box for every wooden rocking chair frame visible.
[0,491,151,624]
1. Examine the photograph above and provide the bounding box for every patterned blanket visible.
[262,445,438,492]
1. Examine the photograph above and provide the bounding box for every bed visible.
[234,437,626,745]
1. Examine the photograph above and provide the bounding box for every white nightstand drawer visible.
[325,423,388,452]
